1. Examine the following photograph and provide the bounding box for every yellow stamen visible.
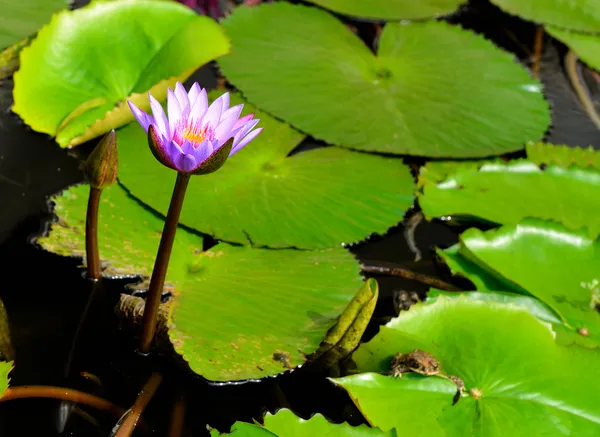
[182,124,207,144]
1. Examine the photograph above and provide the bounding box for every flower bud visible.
[84,130,118,189]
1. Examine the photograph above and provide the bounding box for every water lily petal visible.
[190,88,208,123]
[218,92,230,114]
[180,139,196,156]
[192,139,215,165]
[166,139,184,166]
[202,97,223,129]
[221,104,244,123]
[180,154,198,173]
[187,82,201,107]
[233,119,260,142]
[231,127,263,155]
[167,89,181,132]
[214,105,244,146]
[232,113,253,131]
[149,93,170,139]
[174,82,190,110]
[127,101,153,132]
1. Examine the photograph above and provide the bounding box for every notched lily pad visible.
[420,160,600,237]
[219,3,549,157]
[304,0,466,20]
[211,409,397,436]
[545,26,600,73]
[13,0,229,147]
[118,92,415,249]
[0,0,66,49]
[526,142,600,170]
[335,295,600,436]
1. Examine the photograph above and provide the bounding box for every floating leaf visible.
[419,160,600,237]
[303,0,465,20]
[526,142,600,169]
[336,296,600,436]
[545,26,600,73]
[490,0,600,33]
[13,0,229,147]
[219,3,549,157]
[0,0,66,49]
[38,183,200,282]
[118,92,414,249]
[39,183,362,380]
[0,361,10,395]
[459,219,600,347]
[211,409,397,437]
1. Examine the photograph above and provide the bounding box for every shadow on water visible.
[0,0,598,435]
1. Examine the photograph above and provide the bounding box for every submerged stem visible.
[0,386,124,417]
[139,172,190,353]
[85,187,102,280]
[167,390,186,437]
[360,261,460,291]
[112,372,163,437]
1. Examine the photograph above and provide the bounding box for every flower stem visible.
[85,187,102,280]
[167,389,185,437]
[112,372,163,437]
[139,172,190,354]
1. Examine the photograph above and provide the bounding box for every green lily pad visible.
[490,0,600,33]
[118,92,415,249]
[335,295,600,436]
[526,142,600,170]
[0,361,11,395]
[211,409,397,437]
[459,219,600,347]
[13,0,229,147]
[419,160,600,237]
[38,183,363,381]
[219,3,549,157]
[303,0,466,20]
[38,183,200,283]
[0,0,66,49]
[545,26,600,72]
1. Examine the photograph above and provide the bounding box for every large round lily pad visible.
[219,3,549,157]
[419,160,600,237]
[118,92,415,249]
[38,183,363,381]
[0,0,66,49]
[303,0,466,20]
[335,296,600,436]
[13,0,229,147]
[490,0,600,33]
[211,409,397,436]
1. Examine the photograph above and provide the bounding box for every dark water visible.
[0,0,598,435]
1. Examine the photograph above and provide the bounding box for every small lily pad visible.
[219,3,549,157]
[0,0,66,49]
[118,92,415,249]
[0,361,11,395]
[13,0,229,147]
[419,160,600,237]
[545,26,600,72]
[459,219,600,347]
[335,295,600,436]
[490,0,600,32]
[303,0,466,20]
[211,409,397,436]
[39,183,363,381]
[526,142,600,170]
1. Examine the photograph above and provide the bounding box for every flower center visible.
[175,121,214,147]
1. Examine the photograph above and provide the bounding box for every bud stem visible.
[85,187,102,280]
[139,172,191,354]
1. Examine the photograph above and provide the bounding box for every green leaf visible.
[211,409,397,437]
[545,26,600,72]
[263,409,396,437]
[336,295,600,435]
[0,0,66,49]
[459,219,600,347]
[219,3,549,157]
[0,361,11,395]
[117,92,415,249]
[12,0,229,147]
[526,142,600,170]
[38,183,363,381]
[490,0,600,32]
[419,160,600,237]
[303,0,465,20]
[169,243,362,381]
[38,183,200,282]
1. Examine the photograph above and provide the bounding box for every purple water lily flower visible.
[127,82,262,175]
